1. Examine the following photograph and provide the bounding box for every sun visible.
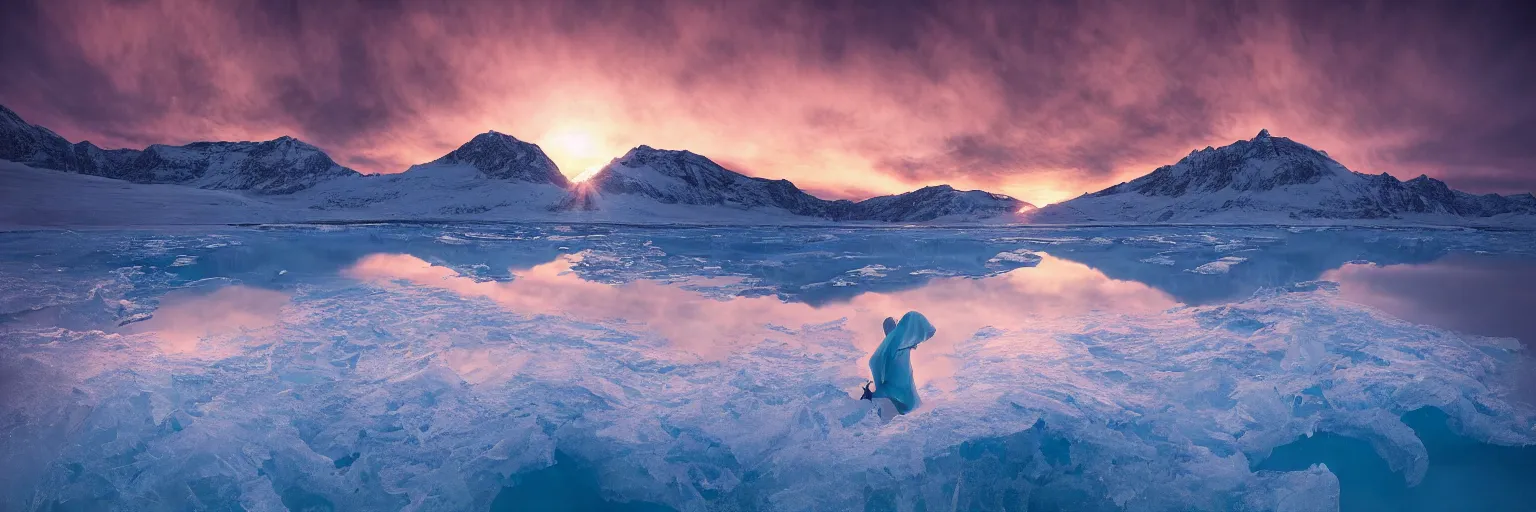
[549,128,596,158]
[571,166,604,183]
[542,126,608,182]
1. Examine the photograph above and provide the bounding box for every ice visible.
[1190,256,1248,274]
[1,225,1534,511]
[987,249,1042,265]
[1244,465,1339,512]
[848,264,891,277]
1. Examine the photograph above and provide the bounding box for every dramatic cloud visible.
[1,0,1532,204]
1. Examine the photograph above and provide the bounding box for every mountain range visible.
[1,105,359,195]
[1027,129,1536,224]
[0,104,1025,224]
[565,145,1026,221]
[3,103,1533,226]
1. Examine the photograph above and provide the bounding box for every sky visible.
[1,0,1533,206]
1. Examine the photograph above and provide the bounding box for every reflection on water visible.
[1324,254,1536,346]
[5,225,1536,511]
[1324,255,1536,405]
[1044,228,1460,306]
[121,284,289,355]
[345,252,1177,394]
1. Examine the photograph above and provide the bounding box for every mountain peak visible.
[467,130,526,145]
[0,103,24,124]
[431,132,568,186]
[580,145,838,216]
[0,102,112,175]
[1032,130,1536,223]
[575,145,1025,222]
[621,144,694,160]
[265,135,320,151]
[1086,127,1348,200]
[0,105,358,194]
[843,184,1027,222]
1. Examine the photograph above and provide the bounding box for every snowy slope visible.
[554,192,839,224]
[571,145,839,216]
[287,168,569,221]
[285,132,572,220]
[422,131,568,186]
[0,159,577,227]
[0,161,294,227]
[1,104,359,194]
[845,184,1030,222]
[1028,130,1536,226]
[1,104,136,177]
[110,137,359,194]
[0,158,579,227]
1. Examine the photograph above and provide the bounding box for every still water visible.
[1,224,1532,511]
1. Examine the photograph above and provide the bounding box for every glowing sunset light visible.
[546,128,596,158]
[571,166,605,183]
[1,0,1532,205]
[540,126,618,181]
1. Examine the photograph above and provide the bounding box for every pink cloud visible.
[122,285,290,356]
[3,0,1531,205]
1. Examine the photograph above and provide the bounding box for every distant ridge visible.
[1,103,1028,222]
[1027,129,1536,224]
[13,103,1523,226]
[0,104,358,194]
[566,145,1030,222]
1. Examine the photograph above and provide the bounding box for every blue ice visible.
[1,225,1534,511]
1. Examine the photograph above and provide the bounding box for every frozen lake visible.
[2,224,1534,511]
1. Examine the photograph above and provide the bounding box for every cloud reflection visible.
[121,285,289,355]
[344,252,1176,397]
[1323,256,1536,345]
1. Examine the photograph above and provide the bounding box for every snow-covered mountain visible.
[112,138,359,194]
[1,104,133,177]
[421,131,568,186]
[1,104,358,194]
[571,145,838,216]
[0,160,298,227]
[563,145,1030,222]
[4,102,1033,224]
[290,132,572,219]
[10,101,1535,227]
[842,185,1028,222]
[1027,129,1536,225]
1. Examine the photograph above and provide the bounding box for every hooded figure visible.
[867,311,936,415]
